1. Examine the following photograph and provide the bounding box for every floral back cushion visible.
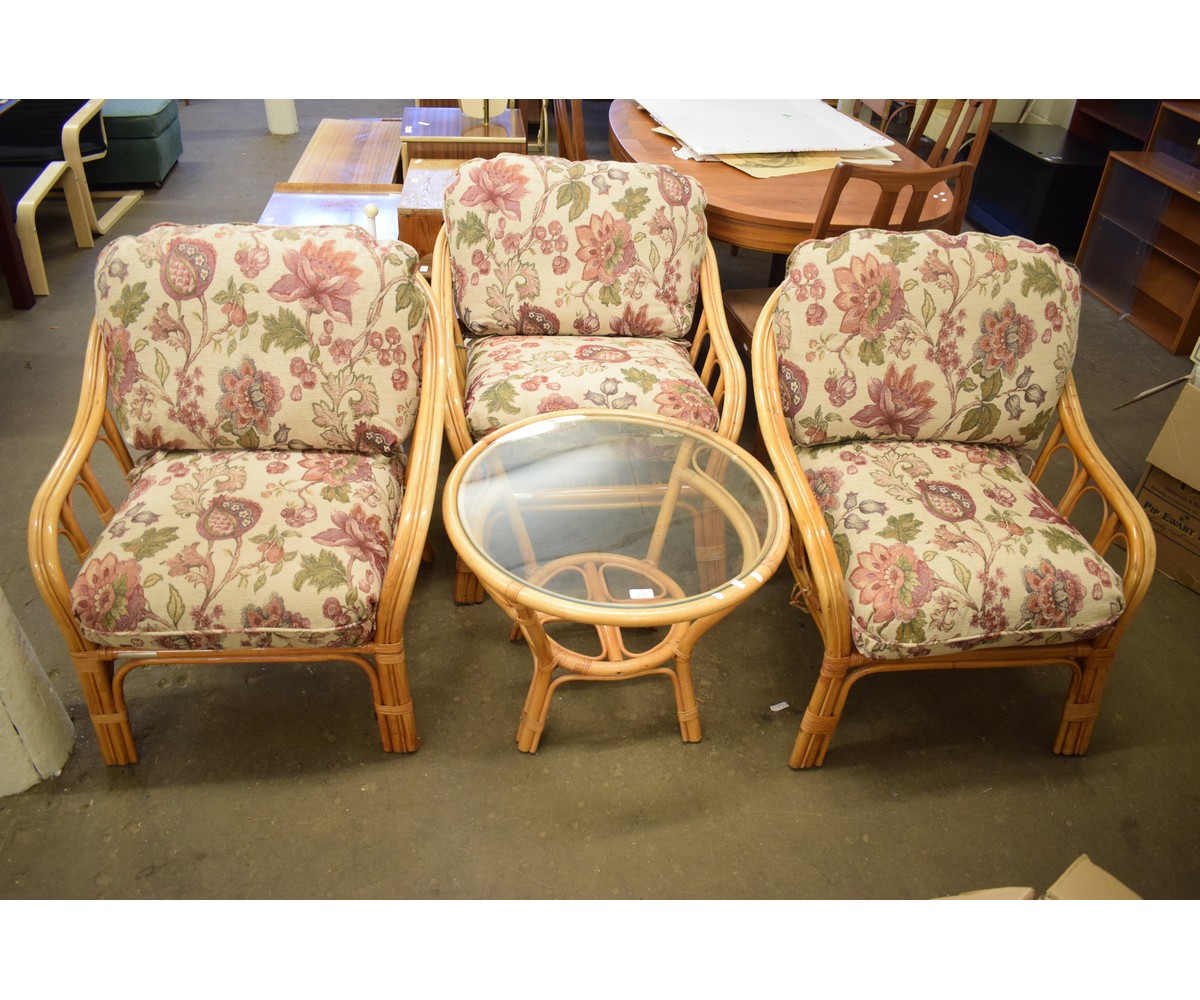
[95,223,428,455]
[771,229,1081,449]
[443,154,708,339]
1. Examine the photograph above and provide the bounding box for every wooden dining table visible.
[607,99,953,257]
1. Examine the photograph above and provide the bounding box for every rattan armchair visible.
[28,223,446,765]
[751,228,1155,768]
[433,153,745,603]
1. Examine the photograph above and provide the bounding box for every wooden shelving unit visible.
[1077,102,1200,356]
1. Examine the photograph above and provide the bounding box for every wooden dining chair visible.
[553,100,587,160]
[894,99,997,170]
[724,159,975,357]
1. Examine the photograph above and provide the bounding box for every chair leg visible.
[373,642,420,753]
[71,650,138,765]
[789,654,850,768]
[454,553,487,605]
[1054,650,1114,756]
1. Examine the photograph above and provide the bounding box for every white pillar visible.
[0,589,74,797]
[264,99,299,135]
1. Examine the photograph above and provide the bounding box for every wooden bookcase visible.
[1076,102,1200,356]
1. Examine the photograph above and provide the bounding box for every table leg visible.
[514,606,557,753]
[672,652,703,743]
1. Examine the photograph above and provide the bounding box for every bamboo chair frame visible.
[432,224,747,604]
[750,284,1157,769]
[27,273,447,766]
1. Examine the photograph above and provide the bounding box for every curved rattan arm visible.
[749,286,855,656]
[374,269,448,642]
[695,238,745,443]
[27,320,132,654]
[1029,374,1157,646]
[431,225,476,461]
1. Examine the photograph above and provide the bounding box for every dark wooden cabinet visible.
[1077,103,1200,356]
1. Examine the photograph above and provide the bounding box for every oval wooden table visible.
[607,99,953,255]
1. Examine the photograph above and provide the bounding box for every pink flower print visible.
[197,496,262,541]
[352,422,398,454]
[849,542,935,626]
[312,503,390,578]
[1020,559,1085,629]
[778,359,809,418]
[983,485,1017,508]
[575,211,636,286]
[218,359,284,436]
[235,244,270,279]
[976,300,1036,375]
[269,239,363,324]
[655,168,692,206]
[72,553,147,634]
[824,372,857,407]
[804,467,844,512]
[515,303,560,335]
[575,342,631,364]
[160,237,216,301]
[282,503,318,528]
[653,379,718,428]
[806,303,828,326]
[916,480,977,522]
[832,253,904,339]
[537,393,580,414]
[299,453,375,486]
[242,595,311,632]
[610,303,665,337]
[552,255,570,275]
[850,363,937,438]
[458,158,530,220]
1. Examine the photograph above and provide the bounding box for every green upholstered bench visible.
[85,99,182,187]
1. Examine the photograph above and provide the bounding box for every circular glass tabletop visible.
[447,412,789,621]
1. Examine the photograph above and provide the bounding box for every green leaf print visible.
[110,282,151,326]
[294,550,349,593]
[261,308,308,353]
[120,527,180,560]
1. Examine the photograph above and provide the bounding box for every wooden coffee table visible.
[443,411,790,752]
[287,118,404,185]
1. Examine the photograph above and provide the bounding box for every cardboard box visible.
[1043,854,1141,900]
[1138,381,1200,594]
[934,886,1036,900]
[1134,466,1200,594]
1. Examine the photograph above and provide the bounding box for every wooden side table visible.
[396,159,461,269]
[287,118,404,185]
[443,411,789,753]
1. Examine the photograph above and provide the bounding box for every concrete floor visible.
[1,100,1198,905]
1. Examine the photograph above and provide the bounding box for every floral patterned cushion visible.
[443,154,708,339]
[799,439,1124,658]
[70,448,404,650]
[772,230,1081,449]
[464,335,719,438]
[95,223,427,455]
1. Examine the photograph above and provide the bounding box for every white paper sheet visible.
[638,99,894,155]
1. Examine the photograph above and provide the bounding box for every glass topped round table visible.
[443,410,790,752]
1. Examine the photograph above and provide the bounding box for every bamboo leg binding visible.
[1054,650,1115,756]
[374,640,420,752]
[789,653,854,769]
[71,650,137,765]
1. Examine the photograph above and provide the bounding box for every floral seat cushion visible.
[798,439,1125,658]
[443,154,708,340]
[463,335,719,438]
[95,222,426,455]
[71,448,405,650]
[771,230,1081,449]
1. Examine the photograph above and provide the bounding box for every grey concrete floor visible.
[1,101,1198,910]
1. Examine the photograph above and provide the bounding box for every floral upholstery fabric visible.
[443,154,707,339]
[463,335,719,438]
[771,230,1081,449]
[799,439,1124,658]
[95,222,427,455]
[71,448,404,649]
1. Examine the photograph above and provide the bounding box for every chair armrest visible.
[431,225,477,461]
[60,99,107,168]
[1030,374,1157,638]
[27,321,135,652]
[375,269,448,636]
[695,238,745,443]
[750,287,855,655]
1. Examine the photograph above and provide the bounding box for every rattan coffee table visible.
[443,411,789,752]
